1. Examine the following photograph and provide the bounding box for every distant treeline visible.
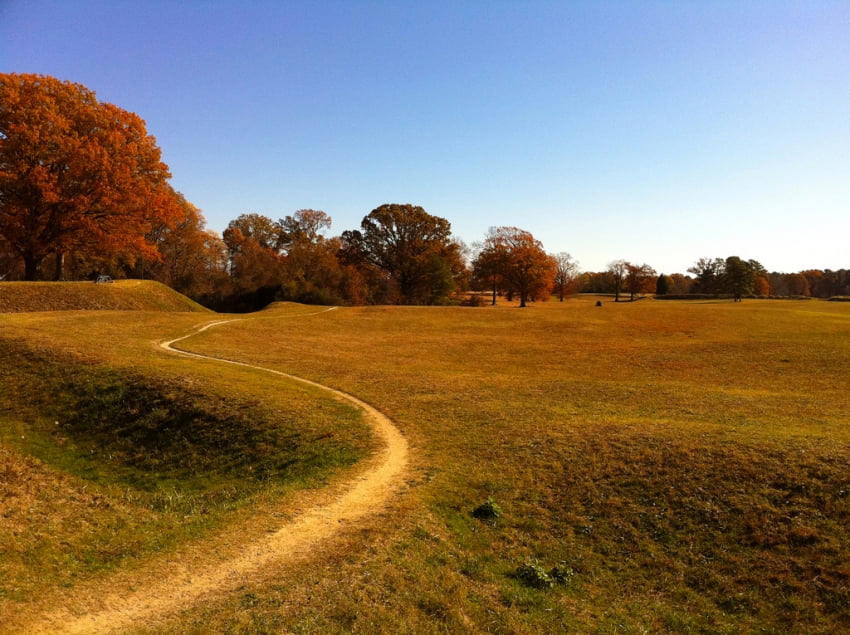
[1,73,847,309]
[580,260,850,302]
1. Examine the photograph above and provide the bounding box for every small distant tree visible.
[625,263,657,301]
[140,192,229,298]
[473,227,554,307]
[688,257,725,294]
[552,252,579,301]
[223,213,282,253]
[668,273,694,295]
[787,273,810,297]
[722,256,755,301]
[656,273,670,295]
[278,209,332,249]
[472,236,507,305]
[607,260,628,302]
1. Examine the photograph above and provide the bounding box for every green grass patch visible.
[0,333,372,605]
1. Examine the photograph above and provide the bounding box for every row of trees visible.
[218,210,580,310]
[2,74,847,307]
[578,260,850,300]
[219,205,469,309]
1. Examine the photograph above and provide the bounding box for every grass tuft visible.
[471,497,502,520]
[513,560,554,589]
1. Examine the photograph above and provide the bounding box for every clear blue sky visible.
[2,1,848,273]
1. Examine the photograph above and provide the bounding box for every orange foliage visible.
[0,73,180,279]
[625,262,657,301]
[475,227,555,307]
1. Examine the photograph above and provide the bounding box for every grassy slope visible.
[0,279,209,313]
[169,297,850,633]
[0,303,372,618]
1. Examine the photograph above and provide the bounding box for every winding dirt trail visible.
[28,306,408,634]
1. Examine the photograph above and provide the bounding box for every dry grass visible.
[0,279,209,313]
[0,301,373,622]
[2,292,849,632]
[171,296,850,633]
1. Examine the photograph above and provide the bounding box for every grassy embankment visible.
[0,288,372,621]
[0,279,209,313]
[167,296,849,633]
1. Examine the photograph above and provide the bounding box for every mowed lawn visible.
[172,297,850,633]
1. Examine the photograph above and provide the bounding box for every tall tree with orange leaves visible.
[0,73,179,279]
[474,227,555,307]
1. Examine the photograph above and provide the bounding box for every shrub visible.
[461,293,485,307]
[514,560,554,589]
[472,497,502,520]
[549,563,575,585]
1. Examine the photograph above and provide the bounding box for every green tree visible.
[688,257,725,294]
[278,209,332,249]
[340,203,460,304]
[722,256,756,301]
[656,273,670,295]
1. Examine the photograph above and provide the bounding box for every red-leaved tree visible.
[0,73,180,279]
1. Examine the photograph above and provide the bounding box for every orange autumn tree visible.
[625,262,657,301]
[0,73,179,280]
[141,192,229,298]
[474,226,555,307]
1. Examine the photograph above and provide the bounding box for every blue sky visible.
[2,1,848,273]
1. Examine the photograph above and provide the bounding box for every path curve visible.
[29,306,408,634]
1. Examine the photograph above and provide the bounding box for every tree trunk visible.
[559,287,564,302]
[23,253,41,281]
[53,251,64,281]
[519,292,527,308]
[492,276,497,306]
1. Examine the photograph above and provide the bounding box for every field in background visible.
[181,296,850,633]
[1,288,848,632]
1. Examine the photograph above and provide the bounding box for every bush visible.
[514,560,554,589]
[461,293,485,307]
[472,497,502,520]
[549,563,575,585]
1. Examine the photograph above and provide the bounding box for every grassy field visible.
[179,296,850,633]
[0,301,373,624]
[2,290,849,632]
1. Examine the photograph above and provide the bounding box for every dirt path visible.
[28,307,409,634]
